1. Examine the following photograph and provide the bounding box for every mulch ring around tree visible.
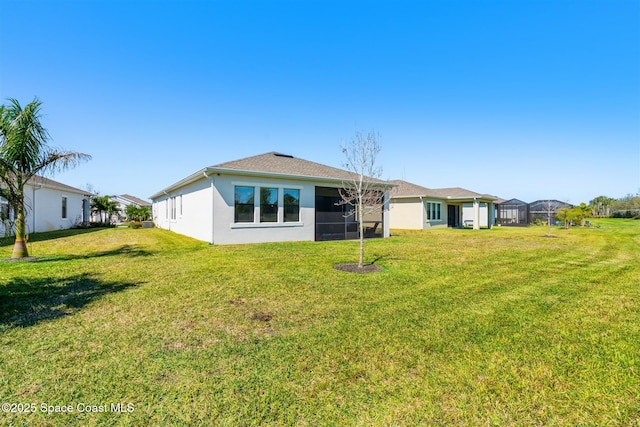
[333,263,382,274]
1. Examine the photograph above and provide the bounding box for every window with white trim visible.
[426,201,442,221]
[233,184,302,226]
[61,196,68,219]
[170,196,177,220]
[235,186,255,223]
[284,189,300,222]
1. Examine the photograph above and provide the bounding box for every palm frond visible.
[34,149,92,178]
[0,97,50,174]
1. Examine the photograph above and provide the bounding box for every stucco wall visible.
[32,186,87,232]
[153,178,213,243]
[389,198,423,229]
[1,184,88,235]
[390,198,448,230]
[211,174,316,245]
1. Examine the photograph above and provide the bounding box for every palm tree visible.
[0,98,90,258]
[90,195,107,223]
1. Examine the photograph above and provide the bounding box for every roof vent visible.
[273,152,294,158]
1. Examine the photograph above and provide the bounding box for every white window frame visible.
[170,196,177,220]
[61,196,68,220]
[425,201,442,221]
[230,181,304,229]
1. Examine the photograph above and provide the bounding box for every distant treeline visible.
[591,194,640,218]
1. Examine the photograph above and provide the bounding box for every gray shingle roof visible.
[150,152,392,199]
[211,152,386,183]
[390,180,435,197]
[27,176,93,195]
[390,180,497,200]
[119,194,151,207]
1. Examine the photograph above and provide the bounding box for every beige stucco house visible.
[389,180,498,230]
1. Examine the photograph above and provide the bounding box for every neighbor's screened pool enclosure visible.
[496,199,573,226]
[496,199,529,226]
[528,200,573,225]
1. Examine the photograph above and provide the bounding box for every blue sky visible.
[2,0,638,204]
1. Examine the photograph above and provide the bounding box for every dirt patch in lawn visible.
[333,263,382,274]
[251,312,274,322]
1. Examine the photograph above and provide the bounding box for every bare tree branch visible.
[338,130,386,268]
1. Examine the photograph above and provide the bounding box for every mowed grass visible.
[0,219,638,426]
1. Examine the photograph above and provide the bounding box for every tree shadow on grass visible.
[41,245,154,262]
[0,228,106,247]
[0,273,138,331]
[2,245,154,263]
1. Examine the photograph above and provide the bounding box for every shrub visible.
[86,222,115,228]
[612,209,640,218]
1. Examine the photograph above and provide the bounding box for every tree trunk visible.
[11,204,29,258]
[358,199,364,268]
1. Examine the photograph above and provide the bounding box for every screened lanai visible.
[496,199,529,226]
[528,200,573,225]
[314,186,384,241]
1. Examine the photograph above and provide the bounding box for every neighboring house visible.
[111,194,151,221]
[0,176,92,237]
[150,152,393,244]
[389,180,498,230]
[89,194,151,223]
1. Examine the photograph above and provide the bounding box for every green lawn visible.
[1,220,638,426]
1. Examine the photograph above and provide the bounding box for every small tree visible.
[106,199,121,223]
[338,130,386,268]
[543,200,556,237]
[0,98,90,258]
[574,203,592,226]
[556,206,574,229]
[91,195,119,224]
[557,203,592,229]
[125,204,151,221]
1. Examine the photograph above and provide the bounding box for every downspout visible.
[163,190,169,230]
[419,196,425,229]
